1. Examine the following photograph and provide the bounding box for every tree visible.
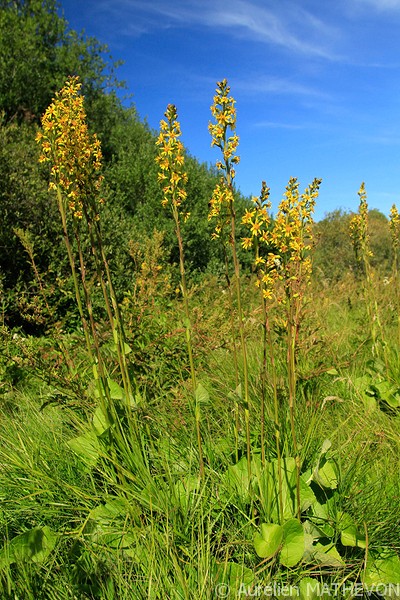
[0,0,250,332]
[313,208,391,283]
[0,0,122,122]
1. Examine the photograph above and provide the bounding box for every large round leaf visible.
[254,523,283,559]
[280,519,305,567]
[0,527,58,567]
[313,458,339,489]
[300,578,325,600]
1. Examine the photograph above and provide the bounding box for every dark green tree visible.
[0,0,122,123]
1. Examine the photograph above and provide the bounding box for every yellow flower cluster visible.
[390,204,400,250]
[208,79,240,171]
[349,183,373,261]
[241,182,276,298]
[155,104,188,215]
[242,177,321,299]
[241,181,271,247]
[36,76,103,219]
[208,181,235,240]
[208,79,240,239]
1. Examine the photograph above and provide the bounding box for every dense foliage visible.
[0,0,248,331]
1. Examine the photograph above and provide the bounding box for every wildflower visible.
[156,104,188,212]
[241,181,278,297]
[390,204,400,250]
[350,183,373,261]
[36,76,103,220]
[208,79,240,239]
[242,237,253,250]
[251,177,319,301]
[208,180,234,238]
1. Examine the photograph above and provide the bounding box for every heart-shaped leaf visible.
[254,523,283,559]
[68,431,100,467]
[313,458,339,489]
[280,519,305,567]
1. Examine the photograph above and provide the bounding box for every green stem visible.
[365,257,388,373]
[228,189,251,480]
[259,279,267,468]
[173,204,204,478]
[85,207,134,407]
[287,289,301,521]
[223,245,240,463]
[73,225,114,423]
[56,187,92,363]
[265,311,284,523]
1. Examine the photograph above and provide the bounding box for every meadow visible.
[0,71,400,600]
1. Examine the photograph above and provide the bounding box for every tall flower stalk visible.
[156,104,204,478]
[389,204,400,344]
[37,77,106,402]
[208,79,251,478]
[242,181,284,520]
[243,177,321,521]
[350,183,386,363]
[36,76,134,435]
[241,183,274,467]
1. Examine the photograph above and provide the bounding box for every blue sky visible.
[60,0,400,220]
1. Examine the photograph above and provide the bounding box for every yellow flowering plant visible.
[36,76,104,221]
[390,204,400,343]
[389,204,400,266]
[349,183,373,267]
[156,104,204,477]
[241,182,281,479]
[209,79,252,478]
[156,104,189,214]
[242,176,321,520]
[208,79,240,241]
[37,77,102,370]
[37,76,134,437]
[350,184,386,365]
[274,178,320,519]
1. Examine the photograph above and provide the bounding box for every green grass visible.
[1,276,400,599]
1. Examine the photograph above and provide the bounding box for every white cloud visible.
[97,0,340,59]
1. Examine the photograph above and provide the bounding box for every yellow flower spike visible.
[267,176,320,300]
[36,75,104,220]
[350,182,373,262]
[390,204,400,250]
[156,104,188,214]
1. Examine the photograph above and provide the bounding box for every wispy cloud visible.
[253,121,312,130]
[234,75,330,98]
[97,0,341,60]
[353,0,400,11]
